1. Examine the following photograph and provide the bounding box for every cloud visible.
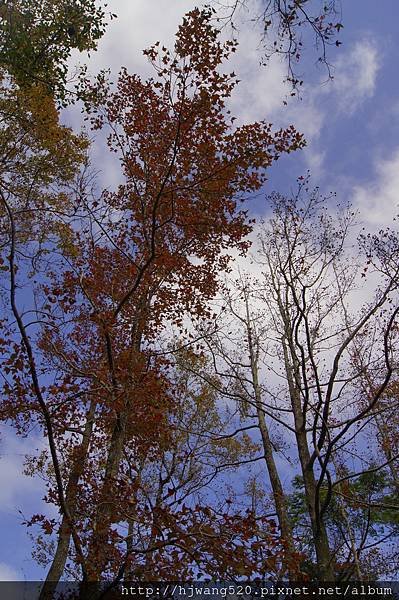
[231,36,381,183]
[0,562,20,581]
[66,2,198,117]
[75,0,198,80]
[0,428,45,513]
[226,28,288,125]
[272,38,381,175]
[66,3,382,195]
[332,40,379,114]
[353,148,399,227]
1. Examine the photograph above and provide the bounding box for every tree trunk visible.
[243,299,295,567]
[40,399,96,599]
[256,401,297,572]
[283,338,335,580]
[85,410,128,580]
[84,329,143,582]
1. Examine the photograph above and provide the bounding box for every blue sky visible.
[0,0,399,581]
[265,0,399,225]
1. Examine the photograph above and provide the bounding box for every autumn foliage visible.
[2,2,397,592]
[0,8,305,592]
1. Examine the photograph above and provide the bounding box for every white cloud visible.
[280,97,327,176]
[0,428,45,513]
[332,40,379,114]
[273,38,381,174]
[226,31,288,125]
[65,1,198,127]
[230,36,381,180]
[65,3,381,192]
[353,148,399,227]
[75,0,199,80]
[0,562,20,581]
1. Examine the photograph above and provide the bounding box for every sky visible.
[1,0,399,581]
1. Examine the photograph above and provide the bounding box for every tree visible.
[29,347,286,592]
[349,297,399,497]
[188,275,297,575]
[0,8,304,592]
[0,0,110,102]
[254,187,398,578]
[118,348,283,581]
[195,181,399,579]
[0,68,90,595]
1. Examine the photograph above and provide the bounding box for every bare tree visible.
[196,182,399,579]
[192,277,297,575]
